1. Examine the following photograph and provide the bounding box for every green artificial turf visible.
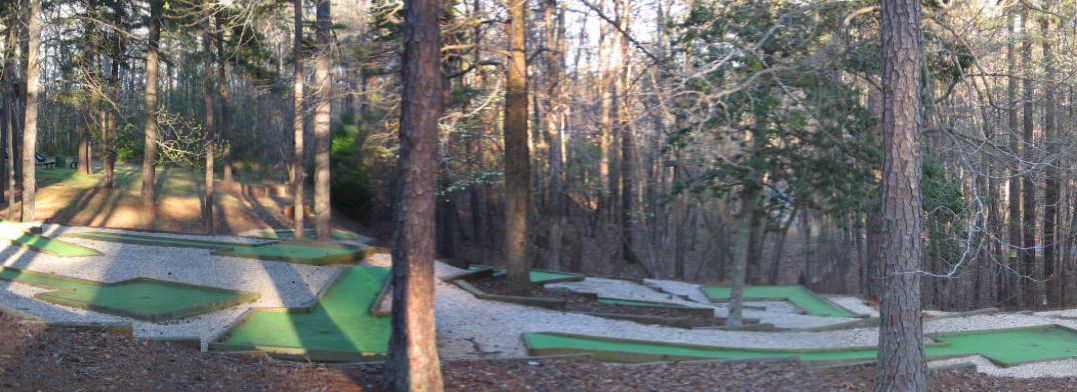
[596,297,690,308]
[248,229,360,241]
[216,266,391,358]
[67,231,241,250]
[70,231,365,265]
[467,264,584,283]
[215,242,365,265]
[524,326,1077,366]
[701,285,856,318]
[0,267,258,321]
[6,233,102,256]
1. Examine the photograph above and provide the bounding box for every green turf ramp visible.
[700,285,857,317]
[212,266,391,361]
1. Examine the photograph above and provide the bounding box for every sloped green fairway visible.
[215,242,365,265]
[468,264,584,283]
[214,266,390,361]
[67,231,240,250]
[6,233,101,256]
[248,229,360,241]
[701,285,856,317]
[69,231,365,265]
[0,267,258,321]
[525,326,1077,366]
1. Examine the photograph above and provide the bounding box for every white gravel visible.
[8,228,1077,378]
[0,224,344,350]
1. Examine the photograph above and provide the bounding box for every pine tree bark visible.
[503,0,531,290]
[141,0,162,205]
[19,0,40,222]
[201,0,216,234]
[313,0,333,241]
[543,0,565,270]
[2,15,16,220]
[382,0,444,387]
[1020,8,1039,307]
[293,0,306,241]
[1040,7,1060,306]
[1005,9,1022,307]
[875,0,926,389]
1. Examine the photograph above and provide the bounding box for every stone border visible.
[698,285,868,318]
[369,273,393,317]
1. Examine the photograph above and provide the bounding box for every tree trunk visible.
[20,0,40,222]
[1020,8,1039,308]
[875,0,926,389]
[141,0,162,205]
[726,187,756,327]
[2,16,16,220]
[382,0,444,386]
[216,14,233,185]
[313,0,333,241]
[543,0,565,271]
[503,0,531,290]
[292,0,306,240]
[201,0,216,234]
[1005,9,1022,307]
[1040,7,1060,306]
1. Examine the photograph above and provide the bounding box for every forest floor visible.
[0,313,1070,392]
[12,164,304,234]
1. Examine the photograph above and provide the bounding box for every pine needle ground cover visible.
[68,231,366,265]
[700,285,857,317]
[525,325,1077,366]
[212,266,390,362]
[0,267,258,322]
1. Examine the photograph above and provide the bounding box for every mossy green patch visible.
[701,285,856,317]
[214,266,390,361]
[524,325,1077,366]
[248,229,360,241]
[0,267,258,322]
[467,264,584,284]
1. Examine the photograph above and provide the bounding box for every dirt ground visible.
[0,312,1071,392]
[11,164,315,234]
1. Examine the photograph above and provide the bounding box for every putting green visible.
[467,264,584,284]
[69,231,366,265]
[5,233,102,257]
[701,285,857,318]
[248,229,360,241]
[214,242,366,265]
[213,266,390,361]
[67,231,240,250]
[525,325,1077,366]
[0,267,258,321]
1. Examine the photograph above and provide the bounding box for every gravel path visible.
[6,228,1077,378]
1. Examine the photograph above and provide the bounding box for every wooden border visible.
[369,274,393,317]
